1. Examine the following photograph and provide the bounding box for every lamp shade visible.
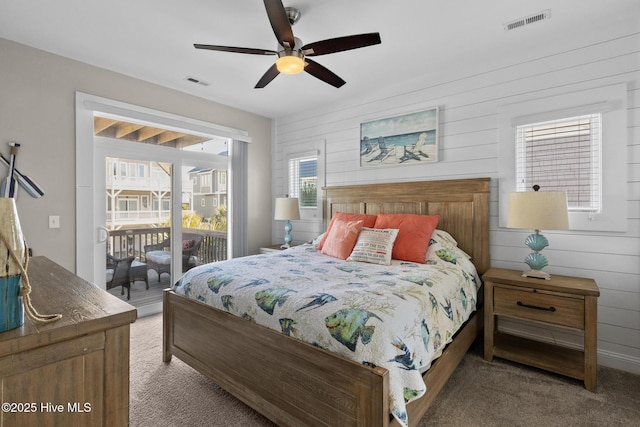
[274,198,300,221]
[507,191,569,230]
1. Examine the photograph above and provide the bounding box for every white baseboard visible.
[597,349,640,375]
[136,301,162,318]
[498,323,640,376]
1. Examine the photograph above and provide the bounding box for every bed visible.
[163,177,490,427]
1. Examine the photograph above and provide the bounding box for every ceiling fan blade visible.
[263,0,295,47]
[303,33,381,56]
[255,63,280,88]
[304,59,346,88]
[194,44,276,56]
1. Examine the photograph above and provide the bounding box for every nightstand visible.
[259,244,288,254]
[483,267,599,391]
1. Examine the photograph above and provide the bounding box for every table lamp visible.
[274,197,300,248]
[507,186,569,280]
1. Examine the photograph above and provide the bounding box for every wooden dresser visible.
[0,256,137,426]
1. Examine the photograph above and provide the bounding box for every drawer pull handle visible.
[517,301,556,312]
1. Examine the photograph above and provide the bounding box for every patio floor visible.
[106,269,171,310]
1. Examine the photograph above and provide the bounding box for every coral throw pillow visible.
[320,219,365,260]
[374,213,440,263]
[317,212,377,250]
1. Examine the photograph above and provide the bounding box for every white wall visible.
[273,27,640,373]
[0,38,273,271]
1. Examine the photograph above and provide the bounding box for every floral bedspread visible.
[172,243,480,427]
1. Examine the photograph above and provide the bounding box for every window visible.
[282,142,324,232]
[498,83,627,232]
[288,156,317,208]
[117,197,138,211]
[200,198,206,207]
[515,114,601,213]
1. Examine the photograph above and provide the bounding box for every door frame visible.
[75,92,249,288]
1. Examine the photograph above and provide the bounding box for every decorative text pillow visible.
[374,213,440,263]
[320,219,365,260]
[347,227,399,265]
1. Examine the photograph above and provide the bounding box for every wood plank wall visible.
[271,25,640,374]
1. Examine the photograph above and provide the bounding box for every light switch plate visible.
[49,215,60,229]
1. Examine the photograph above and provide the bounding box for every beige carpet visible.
[130,314,640,426]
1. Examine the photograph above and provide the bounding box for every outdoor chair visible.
[106,254,135,300]
[144,233,204,282]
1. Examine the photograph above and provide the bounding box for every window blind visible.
[515,113,601,213]
[288,156,318,208]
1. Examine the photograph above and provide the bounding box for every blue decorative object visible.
[524,252,549,271]
[524,233,549,252]
[0,275,23,332]
[0,198,26,331]
[283,220,293,247]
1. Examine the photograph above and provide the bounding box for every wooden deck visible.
[106,270,170,311]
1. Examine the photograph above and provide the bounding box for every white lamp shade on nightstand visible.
[507,191,569,231]
[507,189,569,280]
[274,197,300,221]
[274,197,300,248]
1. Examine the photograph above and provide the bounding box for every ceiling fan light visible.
[276,53,305,74]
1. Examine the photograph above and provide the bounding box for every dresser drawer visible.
[494,285,584,329]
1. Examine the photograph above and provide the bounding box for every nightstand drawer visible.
[494,286,584,329]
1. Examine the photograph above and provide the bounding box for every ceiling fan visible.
[194,0,381,89]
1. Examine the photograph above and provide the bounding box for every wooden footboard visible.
[164,289,390,427]
[164,289,482,427]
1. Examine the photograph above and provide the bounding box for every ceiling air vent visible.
[504,9,551,31]
[185,76,210,87]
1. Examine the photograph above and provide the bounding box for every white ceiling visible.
[0,1,637,119]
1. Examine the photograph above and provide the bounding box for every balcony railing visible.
[108,227,227,267]
[107,210,171,227]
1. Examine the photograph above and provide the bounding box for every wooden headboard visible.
[323,178,490,275]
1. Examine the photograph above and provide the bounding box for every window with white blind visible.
[288,155,318,208]
[498,83,627,232]
[515,114,601,213]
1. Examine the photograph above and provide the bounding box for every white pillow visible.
[310,232,326,249]
[347,227,399,265]
[426,229,471,264]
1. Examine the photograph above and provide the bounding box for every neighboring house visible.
[106,157,173,230]
[190,167,227,220]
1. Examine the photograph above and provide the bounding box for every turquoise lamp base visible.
[281,220,293,249]
[522,230,552,280]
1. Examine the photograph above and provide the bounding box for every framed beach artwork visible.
[360,107,439,167]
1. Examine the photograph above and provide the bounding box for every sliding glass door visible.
[76,92,249,314]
